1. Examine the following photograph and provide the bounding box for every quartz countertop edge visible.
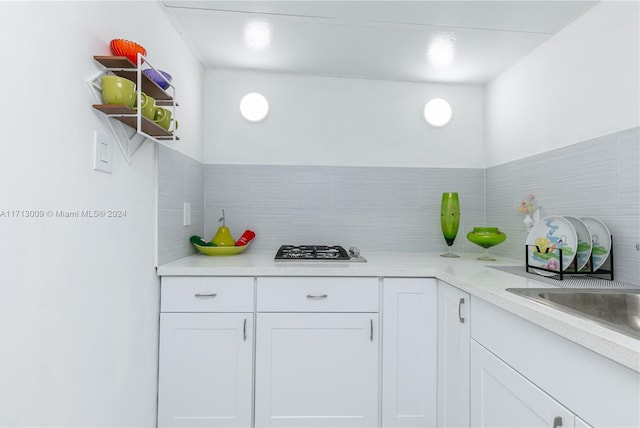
[157,251,640,372]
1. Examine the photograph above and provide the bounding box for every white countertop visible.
[158,251,640,372]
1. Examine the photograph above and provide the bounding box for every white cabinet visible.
[471,298,637,428]
[471,340,577,428]
[382,278,438,427]
[157,277,254,428]
[158,313,253,427]
[437,280,470,428]
[254,277,379,428]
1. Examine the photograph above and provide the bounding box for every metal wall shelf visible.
[89,54,179,163]
[92,104,177,141]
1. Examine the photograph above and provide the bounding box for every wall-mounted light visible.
[240,93,269,123]
[423,98,452,127]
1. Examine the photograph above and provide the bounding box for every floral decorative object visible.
[518,194,538,215]
[517,194,540,231]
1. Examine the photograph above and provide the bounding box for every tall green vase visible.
[440,192,460,258]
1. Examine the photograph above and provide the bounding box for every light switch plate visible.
[93,131,113,173]
[183,202,191,226]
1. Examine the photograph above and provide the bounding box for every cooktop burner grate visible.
[274,245,370,262]
[275,245,352,260]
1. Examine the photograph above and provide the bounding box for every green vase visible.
[466,226,507,261]
[440,192,460,258]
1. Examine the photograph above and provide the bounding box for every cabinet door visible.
[382,278,438,427]
[470,340,575,428]
[437,281,470,428]
[158,313,253,427]
[255,313,378,427]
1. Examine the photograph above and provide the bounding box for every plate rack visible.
[525,235,614,281]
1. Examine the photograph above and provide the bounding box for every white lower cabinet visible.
[437,280,470,428]
[255,313,379,427]
[382,278,438,427]
[158,313,254,427]
[157,277,254,428]
[471,340,578,428]
[157,275,630,428]
[471,298,639,428]
[254,277,379,428]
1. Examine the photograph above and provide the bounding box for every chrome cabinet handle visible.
[458,297,465,324]
[195,293,217,298]
[370,319,373,342]
[306,294,328,299]
[243,318,247,342]
[552,416,563,428]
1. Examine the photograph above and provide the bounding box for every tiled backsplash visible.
[203,165,485,253]
[158,146,204,264]
[158,127,639,285]
[486,127,639,285]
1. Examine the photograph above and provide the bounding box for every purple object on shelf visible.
[142,69,172,90]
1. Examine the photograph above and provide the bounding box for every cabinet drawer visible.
[161,277,254,313]
[257,277,379,312]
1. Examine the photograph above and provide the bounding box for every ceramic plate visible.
[525,216,577,276]
[579,217,612,271]
[563,216,592,272]
[194,243,250,256]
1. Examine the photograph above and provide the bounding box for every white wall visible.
[0,1,202,426]
[485,1,640,167]
[204,69,485,167]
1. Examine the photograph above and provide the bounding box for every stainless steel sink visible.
[506,288,640,339]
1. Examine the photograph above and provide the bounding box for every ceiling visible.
[161,0,598,85]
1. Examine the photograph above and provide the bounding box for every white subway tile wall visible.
[158,127,639,285]
[202,165,485,254]
[486,127,639,285]
[158,146,204,264]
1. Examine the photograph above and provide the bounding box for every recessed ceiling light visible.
[427,33,456,68]
[244,20,271,50]
[424,98,452,127]
[240,93,269,123]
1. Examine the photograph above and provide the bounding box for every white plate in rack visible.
[563,216,593,272]
[525,215,577,276]
[579,216,612,272]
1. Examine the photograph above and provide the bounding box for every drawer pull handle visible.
[194,293,217,298]
[306,294,328,299]
[552,416,563,428]
[243,318,247,342]
[458,298,465,324]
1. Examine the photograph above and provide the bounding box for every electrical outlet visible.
[183,202,191,226]
[93,131,113,173]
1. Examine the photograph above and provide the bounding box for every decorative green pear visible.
[211,209,236,246]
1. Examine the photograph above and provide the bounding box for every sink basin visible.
[506,288,640,339]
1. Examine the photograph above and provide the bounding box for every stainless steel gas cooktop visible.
[275,245,367,262]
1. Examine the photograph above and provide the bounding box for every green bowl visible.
[466,227,507,249]
[194,243,250,256]
[101,75,136,107]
